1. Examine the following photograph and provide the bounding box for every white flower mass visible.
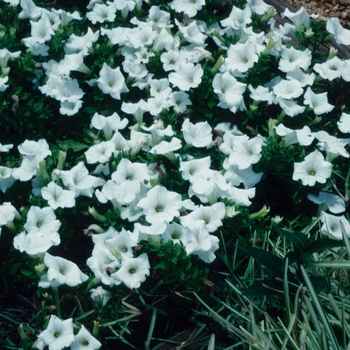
[1,0,349,321]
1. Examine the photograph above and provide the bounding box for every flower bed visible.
[0,0,350,349]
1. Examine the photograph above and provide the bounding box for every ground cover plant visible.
[0,0,350,348]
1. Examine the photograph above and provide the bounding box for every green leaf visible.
[237,244,284,276]
[243,280,284,297]
[56,139,89,152]
[309,261,350,269]
[305,239,344,254]
[273,224,308,250]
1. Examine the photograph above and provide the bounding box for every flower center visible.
[54,332,61,338]
[308,169,316,176]
[129,268,137,274]
[155,205,163,212]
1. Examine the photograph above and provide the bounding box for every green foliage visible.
[149,240,209,292]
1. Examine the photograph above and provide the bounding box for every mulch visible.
[264,0,350,58]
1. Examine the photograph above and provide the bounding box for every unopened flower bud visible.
[88,207,108,223]
[249,205,270,220]
[271,215,283,224]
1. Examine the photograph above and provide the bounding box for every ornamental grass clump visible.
[0,0,349,348]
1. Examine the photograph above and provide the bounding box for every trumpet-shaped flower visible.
[0,166,16,193]
[179,156,211,181]
[272,79,304,99]
[286,68,315,87]
[64,28,99,55]
[275,124,315,147]
[185,221,220,263]
[326,17,350,45]
[313,56,344,81]
[175,19,207,45]
[226,135,264,169]
[13,230,61,256]
[278,47,312,73]
[39,252,89,288]
[87,3,116,24]
[161,50,186,72]
[320,211,350,239]
[303,87,334,115]
[221,5,252,30]
[213,71,246,113]
[281,7,310,32]
[338,112,350,133]
[90,286,113,311]
[112,253,150,289]
[38,315,74,350]
[278,98,306,117]
[98,63,129,99]
[58,162,100,198]
[31,15,54,41]
[85,141,115,164]
[308,191,345,214]
[41,182,75,209]
[0,74,10,91]
[91,112,128,140]
[168,91,192,114]
[137,185,182,224]
[170,0,205,17]
[149,137,182,162]
[224,41,259,74]
[248,84,275,104]
[182,119,213,148]
[0,202,20,234]
[24,206,61,235]
[18,0,43,20]
[111,158,150,185]
[168,63,203,91]
[59,100,83,116]
[223,161,263,188]
[315,130,349,160]
[292,150,332,186]
[71,325,102,350]
[180,202,226,233]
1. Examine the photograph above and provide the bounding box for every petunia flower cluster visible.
[1,0,350,346]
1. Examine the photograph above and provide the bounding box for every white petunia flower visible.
[185,221,220,263]
[97,63,129,100]
[87,3,116,24]
[221,5,252,30]
[71,325,102,350]
[170,0,205,18]
[90,286,113,311]
[168,63,203,91]
[272,79,304,99]
[313,56,344,81]
[278,47,312,73]
[180,202,226,233]
[212,71,246,113]
[182,119,213,148]
[137,185,182,224]
[112,253,150,289]
[39,252,89,288]
[292,150,332,186]
[281,7,310,32]
[338,112,350,133]
[41,181,75,209]
[38,315,74,350]
[308,191,345,214]
[303,87,334,115]
[320,211,350,239]
[58,162,100,198]
[326,17,350,45]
